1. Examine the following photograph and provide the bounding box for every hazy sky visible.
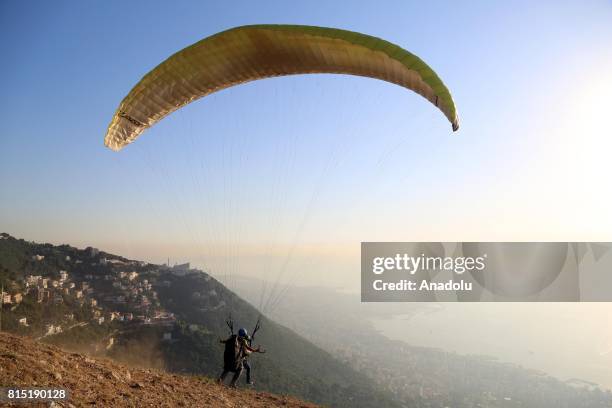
[1,1,611,286]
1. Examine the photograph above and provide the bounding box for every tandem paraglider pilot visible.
[218,327,265,388]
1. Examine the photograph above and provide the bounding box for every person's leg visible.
[229,367,243,388]
[243,360,252,384]
[218,369,229,384]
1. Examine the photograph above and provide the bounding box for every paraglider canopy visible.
[104,24,459,151]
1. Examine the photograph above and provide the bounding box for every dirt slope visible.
[0,332,319,407]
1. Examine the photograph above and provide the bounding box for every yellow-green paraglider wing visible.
[104,24,459,151]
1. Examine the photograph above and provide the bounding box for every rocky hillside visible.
[0,332,318,407]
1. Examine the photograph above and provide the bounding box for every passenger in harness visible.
[217,327,264,387]
[240,329,255,385]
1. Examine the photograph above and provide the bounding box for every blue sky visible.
[1,1,611,284]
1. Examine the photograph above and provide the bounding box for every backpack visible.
[223,335,244,372]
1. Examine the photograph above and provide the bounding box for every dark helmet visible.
[238,328,248,337]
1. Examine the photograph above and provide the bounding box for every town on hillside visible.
[0,233,204,343]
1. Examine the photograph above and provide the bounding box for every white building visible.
[25,275,42,287]
[44,324,62,336]
[171,263,190,277]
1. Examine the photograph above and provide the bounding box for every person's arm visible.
[244,343,265,353]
